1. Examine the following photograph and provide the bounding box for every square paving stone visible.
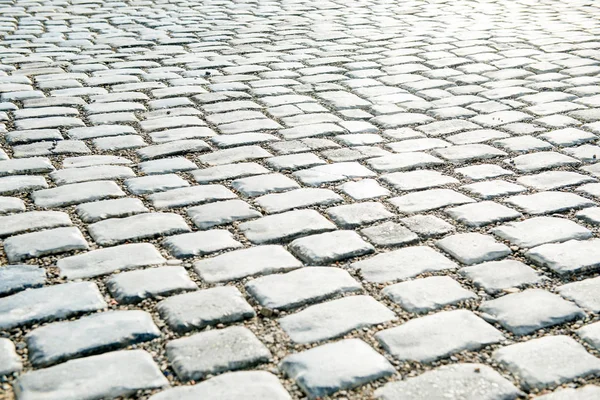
[107,266,197,304]
[492,216,592,248]
[389,189,475,213]
[0,282,107,330]
[433,144,507,163]
[383,276,477,313]
[517,171,595,191]
[446,201,522,227]
[187,199,261,229]
[166,326,271,381]
[505,191,596,215]
[338,179,390,200]
[535,385,600,400]
[13,350,168,400]
[577,321,600,350]
[455,164,514,180]
[158,286,255,333]
[436,233,511,265]
[507,152,580,172]
[149,371,291,400]
[289,230,374,265]
[0,210,72,238]
[162,230,242,258]
[280,339,395,399]
[246,267,361,310]
[194,245,303,283]
[459,260,544,294]
[576,207,600,225]
[375,310,504,363]
[461,180,527,199]
[479,289,585,336]
[239,209,336,244]
[557,277,600,312]
[25,310,160,367]
[493,335,600,390]
[279,295,396,343]
[76,198,149,223]
[256,188,343,214]
[292,162,376,186]
[0,265,45,296]
[148,185,237,209]
[231,173,300,197]
[351,246,458,283]
[4,226,89,263]
[0,338,22,376]
[400,215,455,238]
[525,239,600,275]
[366,152,445,173]
[360,222,419,246]
[326,202,394,228]
[192,162,269,183]
[382,170,458,191]
[375,363,522,400]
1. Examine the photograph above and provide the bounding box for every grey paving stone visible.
[256,188,342,214]
[163,230,242,258]
[577,321,600,351]
[508,152,580,172]
[400,215,455,238]
[351,246,458,283]
[0,175,48,194]
[493,336,600,390]
[383,170,458,191]
[187,199,261,229]
[139,157,197,175]
[446,201,522,227]
[280,295,396,343]
[4,227,89,263]
[14,350,168,400]
[266,153,326,171]
[525,239,600,275]
[62,155,132,168]
[0,211,72,237]
[459,260,544,294]
[293,161,376,185]
[26,310,160,367]
[67,125,136,140]
[192,162,269,183]
[390,189,476,213]
[535,385,600,400]
[375,363,522,400]
[149,185,237,209]
[0,338,22,376]
[89,213,190,246]
[57,243,165,280]
[231,173,300,197]
[198,145,272,166]
[517,171,595,190]
[557,277,600,312]
[149,371,291,400]
[506,192,596,215]
[376,310,504,363]
[434,144,507,164]
[76,198,149,223]
[289,230,374,265]
[436,233,511,265]
[0,265,45,296]
[194,245,302,283]
[240,209,336,244]
[124,174,189,195]
[166,326,271,381]
[383,276,477,313]
[366,152,445,173]
[360,222,419,246]
[138,139,210,160]
[280,338,395,398]
[338,179,390,200]
[158,286,255,333]
[480,289,585,336]
[0,196,24,213]
[246,267,361,310]
[455,164,514,181]
[327,202,394,228]
[492,217,592,248]
[32,180,125,208]
[50,165,136,185]
[0,281,106,330]
[0,157,54,176]
[461,180,528,199]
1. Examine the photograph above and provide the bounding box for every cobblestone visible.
[4,0,600,398]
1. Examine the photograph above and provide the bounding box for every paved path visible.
[1,0,600,398]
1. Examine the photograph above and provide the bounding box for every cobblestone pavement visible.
[3,0,600,399]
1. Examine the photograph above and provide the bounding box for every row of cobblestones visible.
[2,0,600,399]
